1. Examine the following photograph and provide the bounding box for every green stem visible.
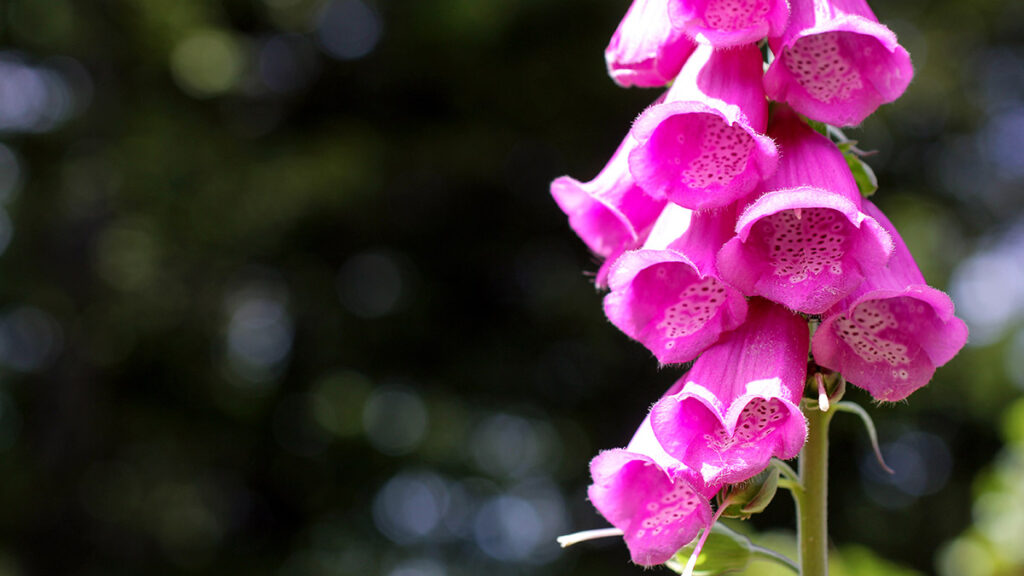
[798,404,833,576]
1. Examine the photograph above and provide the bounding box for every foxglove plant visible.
[551,0,966,573]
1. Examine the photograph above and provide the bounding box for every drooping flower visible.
[716,105,893,314]
[604,202,748,364]
[551,130,667,287]
[650,298,808,486]
[668,0,790,48]
[606,0,699,88]
[763,0,914,126]
[811,200,969,402]
[588,380,717,566]
[629,43,778,211]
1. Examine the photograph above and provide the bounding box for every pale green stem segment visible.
[798,396,836,576]
[770,457,802,488]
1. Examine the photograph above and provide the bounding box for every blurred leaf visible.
[805,118,830,137]
[1002,397,1024,444]
[838,545,923,576]
[668,524,753,576]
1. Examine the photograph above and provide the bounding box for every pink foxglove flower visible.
[629,43,778,211]
[604,203,748,364]
[717,105,893,314]
[551,131,667,287]
[669,0,790,48]
[607,0,699,88]
[812,200,968,402]
[588,380,717,566]
[650,298,809,485]
[763,0,913,126]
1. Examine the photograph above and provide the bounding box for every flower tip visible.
[816,373,829,412]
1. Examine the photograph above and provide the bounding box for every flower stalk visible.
[797,393,835,575]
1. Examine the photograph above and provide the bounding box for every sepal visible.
[717,467,781,519]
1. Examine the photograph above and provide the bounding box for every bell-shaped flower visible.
[629,43,778,211]
[650,298,809,486]
[812,200,969,402]
[603,202,748,365]
[717,106,893,314]
[607,0,698,88]
[551,130,668,287]
[763,0,914,126]
[588,380,717,566]
[668,0,789,48]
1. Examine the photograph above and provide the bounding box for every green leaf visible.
[666,524,752,575]
[842,148,878,198]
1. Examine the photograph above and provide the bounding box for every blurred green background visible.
[0,0,1022,574]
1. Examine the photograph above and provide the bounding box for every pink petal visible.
[716,108,893,313]
[587,380,717,566]
[764,0,914,126]
[551,130,667,287]
[629,44,778,210]
[607,0,699,88]
[669,0,790,48]
[588,450,713,565]
[603,205,747,364]
[651,299,809,485]
[604,250,748,364]
[812,200,969,401]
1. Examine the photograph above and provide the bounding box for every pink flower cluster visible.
[552,0,968,566]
